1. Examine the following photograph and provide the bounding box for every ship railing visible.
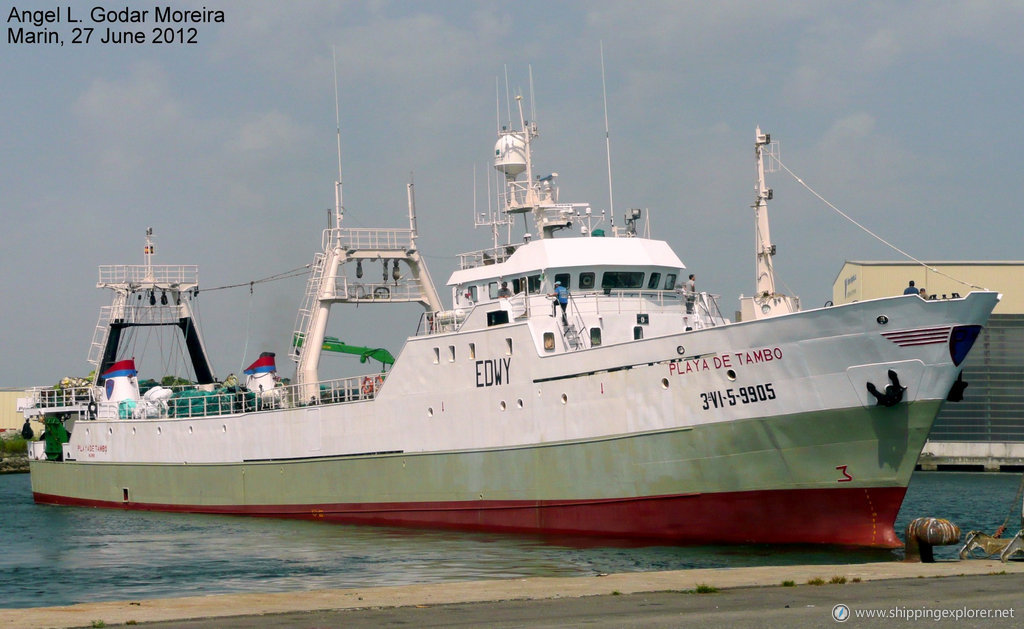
[558,289,728,328]
[99,265,198,287]
[417,308,469,336]
[22,385,97,411]
[457,243,523,270]
[92,372,392,421]
[334,277,427,302]
[692,291,728,326]
[325,227,416,252]
[410,289,729,338]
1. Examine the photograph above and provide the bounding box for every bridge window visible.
[469,343,476,359]
[554,273,571,289]
[505,337,513,355]
[488,281,499,299]
[590,327,602,346]
[633,326,644,340]
[528,275,542,293]
[448,345,456,362]
[433,348,439,364]
[579,272,595,289]
[647,272,662,290]
[487,310,510,326]
[665,274,677,290]
[602,271,644,289]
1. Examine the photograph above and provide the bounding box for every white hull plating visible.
[59,293,996,467]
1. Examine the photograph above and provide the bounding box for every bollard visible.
[904,517,960,562]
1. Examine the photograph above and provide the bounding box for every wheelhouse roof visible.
[447,237,686,287]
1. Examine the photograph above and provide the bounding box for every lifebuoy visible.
[87,401,98,420]
[361,376,374,396]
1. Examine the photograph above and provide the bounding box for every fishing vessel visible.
[22,98,999,547]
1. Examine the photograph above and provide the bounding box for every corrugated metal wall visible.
[930,314,1024,441]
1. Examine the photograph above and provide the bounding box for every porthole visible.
[499,401,507,411]
[108,427,113,435]
[661,378,670,389]
[188,425,194,435]
[156,426,162,436]
[726,369,737,381]
[561,393,568,405]
[427,407,434,417]
[877,315,889,325]
[516,399,524,409]
[543,332,555,351]
[222,425,227,433]
[131,427,137,435]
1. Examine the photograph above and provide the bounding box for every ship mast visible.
[493,91,573,240]
[291,60,442,402]
[740,127,799,320]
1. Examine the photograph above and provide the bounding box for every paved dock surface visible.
[2,559,1022,628]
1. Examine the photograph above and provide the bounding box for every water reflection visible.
[2,471,1020,608]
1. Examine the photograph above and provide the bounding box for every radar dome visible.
[494,133,527,178]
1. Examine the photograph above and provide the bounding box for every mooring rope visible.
[993,473,1024,538]
[775,157,988,291]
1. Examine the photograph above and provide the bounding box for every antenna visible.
[503,65,512,130]
[600,41,615,226]
[407,172,418,235]
[144,227,155,281]
[528,64,537,124]
[332,46,344,229]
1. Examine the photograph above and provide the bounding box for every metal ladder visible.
[559,294,588,350]
[86,305,114,371]
[87,289,129,372]
[289,252,327,362]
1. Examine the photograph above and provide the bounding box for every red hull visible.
[34,485,907,547]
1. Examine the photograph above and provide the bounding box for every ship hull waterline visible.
[30,400,936,548]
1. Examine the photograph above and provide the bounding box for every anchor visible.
[946,371,969,402]
[866,369,905,407]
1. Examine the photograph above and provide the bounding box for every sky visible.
[2,0,1022,387]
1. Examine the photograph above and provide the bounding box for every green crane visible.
[292,333,394,370]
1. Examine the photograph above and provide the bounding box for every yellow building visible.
[1,389,42,437]
[833,261,1024,470]
[833,261,1024,314]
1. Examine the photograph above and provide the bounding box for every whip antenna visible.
[333,46,344,228]
[601,41,615,225]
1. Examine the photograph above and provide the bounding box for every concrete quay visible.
[2,559,1023,628]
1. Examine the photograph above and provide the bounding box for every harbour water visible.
[1,471,1021,609]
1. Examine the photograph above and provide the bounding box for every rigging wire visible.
[239,282,255,376]
[775,157,988,291]
[200,265,311,293]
